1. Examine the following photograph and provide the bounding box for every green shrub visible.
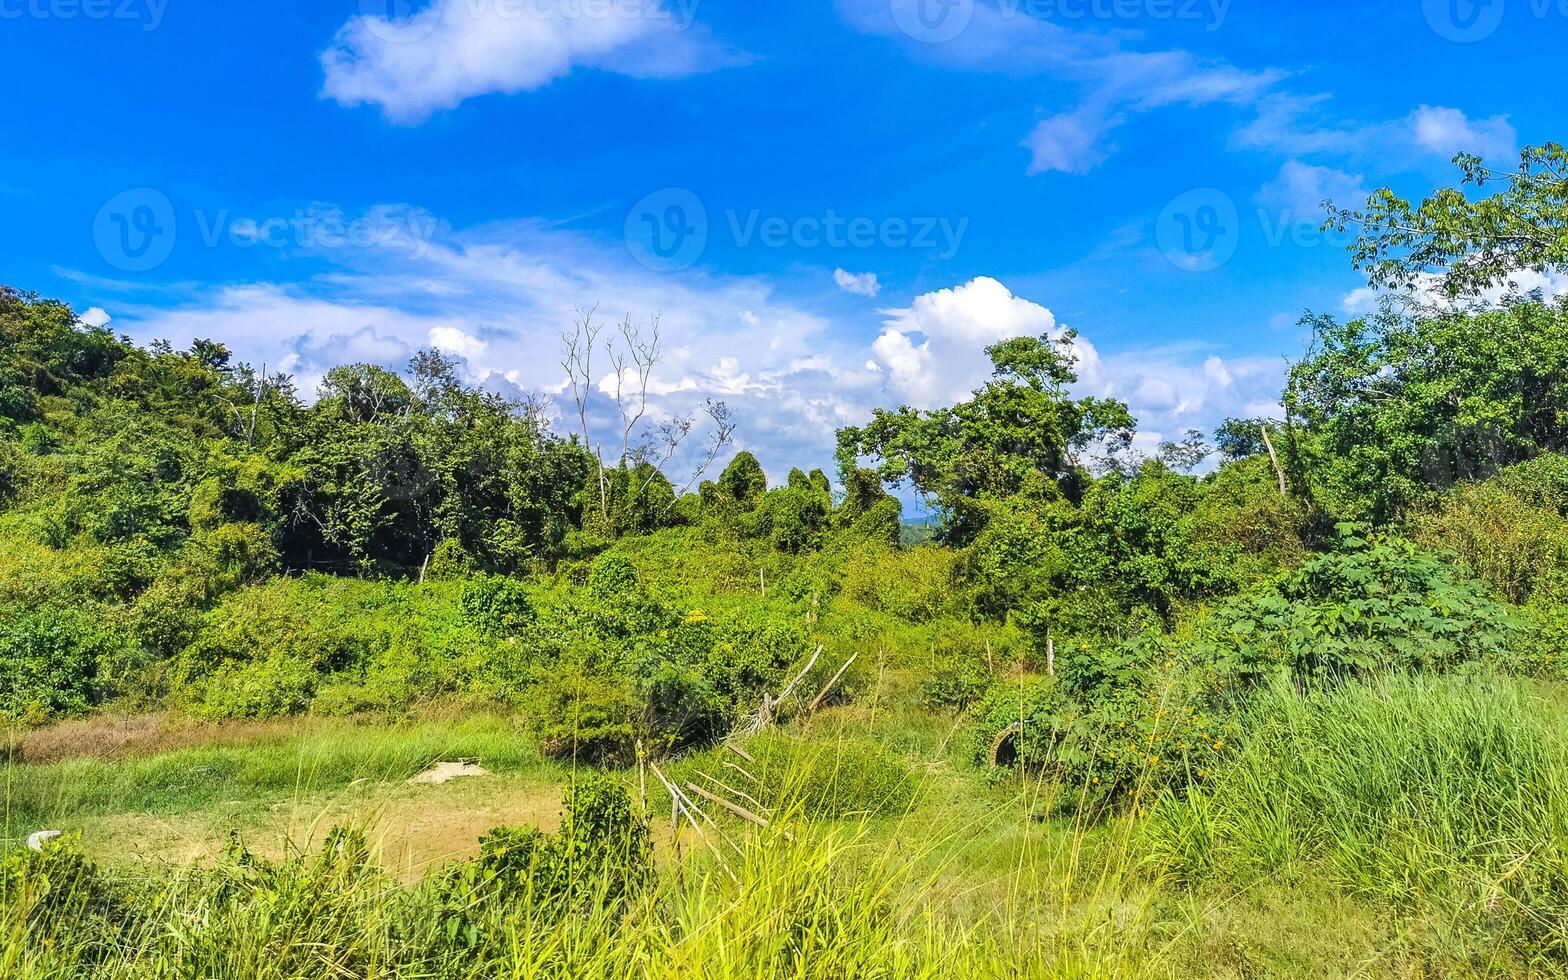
[436,774,651,952]
[1413,479,1568,604]
[460,575,535,637]
[1183,534,1521,683]
[174,576,392,718]
[426,537,475,579]
[919,661,992,713]
[846,496,903,548]
[522,663,643,764]
[182,522,281,597]
[97,535,164,599]
[0,608,119,720]
[18,422,57,455]
[0,835,139,967]
[715,451,767,512]
[744,483,830,553]
[589,551,640,600]
[0,438,19,505]
[841,545,959,622]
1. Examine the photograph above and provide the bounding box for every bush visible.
[0,836,138,967]
[980,535,1520,815]
[182,522,280,597]
[589,552,640,601]
[522,663,643,764]
[461,575,535,637]
[0,608,119,720]
[173,576,391,718]
[920,661,992,713]
[841,545,959,622]
[426,537,475,579]
[1186,534,1521,683]
[1413,479,1568,604]
[438,774,651,930]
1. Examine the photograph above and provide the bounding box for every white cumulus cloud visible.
[1409,105,1516,162]
[321,0,739,123]
[1256,161,1368,219]
[78,306,111,328]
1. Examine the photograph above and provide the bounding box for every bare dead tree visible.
[631,413,693,496]
[562,305,608,518]
[220,363,269,447]
[564,306,739,522]
[672,399,737,500]
[608,314,662,465]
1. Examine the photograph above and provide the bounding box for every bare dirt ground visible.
[79,773,565,880]
[15,712,343,765]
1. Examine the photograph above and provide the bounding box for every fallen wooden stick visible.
[687,781,769,828]
[807,653,858,713]
[774,644,823,709]
[722,760,757,785]
[696,769,764,811]
[650,765,738,879]
[725,742,756,765]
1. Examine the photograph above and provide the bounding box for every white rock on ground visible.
[407,761,489,785]
[27,830,63,851]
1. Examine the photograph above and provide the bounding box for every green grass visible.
[1146,673,1568,959]
[9,679,1568,976]
[2,714,560,838]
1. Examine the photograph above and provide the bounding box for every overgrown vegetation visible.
[7,140,1568,974]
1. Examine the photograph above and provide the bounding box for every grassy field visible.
[7,674,1568,977]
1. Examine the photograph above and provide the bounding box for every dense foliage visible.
[10,137,1568,973]
[5,143,1568,819]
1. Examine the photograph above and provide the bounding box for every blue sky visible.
[3,0,1567,484]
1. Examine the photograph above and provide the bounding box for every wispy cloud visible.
[834,268,882,297]
[839,0,1280,175]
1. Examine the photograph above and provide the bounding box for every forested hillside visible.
[6,145,1568,975]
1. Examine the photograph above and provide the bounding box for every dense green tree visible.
[836,332,1133,542]
[715,451,766,510]
[1284,300,1568,522]
[1330,142,1568,300]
